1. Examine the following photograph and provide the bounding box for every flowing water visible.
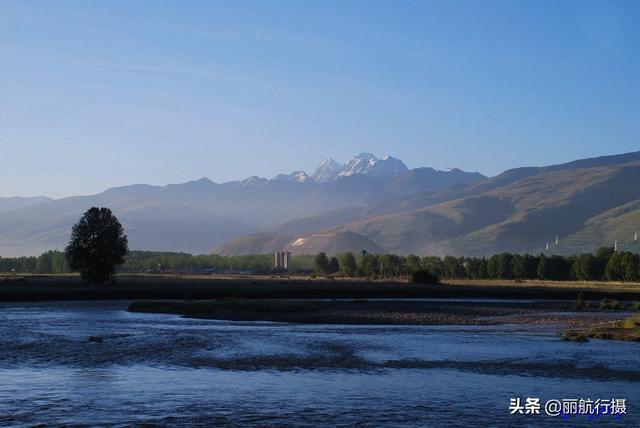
[0,301,638,426]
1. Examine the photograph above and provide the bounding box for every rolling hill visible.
[329,152,640,256]
[214,231,384,256]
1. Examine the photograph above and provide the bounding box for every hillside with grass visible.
[330,154,640,256]
[214,231,384,256]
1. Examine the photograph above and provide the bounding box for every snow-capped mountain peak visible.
[311,158,341,182]
[273,171,310,183]
[240,175,268,187]
[273,153,411,184]
[356,152,377,160]
[337,153,408,178]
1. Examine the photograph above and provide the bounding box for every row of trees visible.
[3,246,640,282]
[0,250,304,274]
[316,247,640,282]
[314,252,420,277]
[0,250,69,274]
[121,251,318,272]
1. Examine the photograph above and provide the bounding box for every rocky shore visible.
[128,298,630,328]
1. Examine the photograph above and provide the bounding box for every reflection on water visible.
[0,301,638,426]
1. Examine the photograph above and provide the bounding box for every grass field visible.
[1,273,640,302]
[445,278,640,292]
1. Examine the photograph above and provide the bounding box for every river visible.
[0,301,638,426]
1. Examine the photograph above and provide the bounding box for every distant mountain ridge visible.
[330,151,640,256]
[217,151,640,256]
[6,151,640,258]
[0,153,484,256]
[0,196,51,215]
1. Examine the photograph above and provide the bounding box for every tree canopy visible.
[65,207,128,284]
[314,252,330,274]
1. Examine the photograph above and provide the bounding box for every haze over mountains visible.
[2,151,640,257]
[0,196,52,215]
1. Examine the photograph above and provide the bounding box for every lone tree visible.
[66,207,128,284]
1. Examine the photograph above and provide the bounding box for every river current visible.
[0,301,638,426]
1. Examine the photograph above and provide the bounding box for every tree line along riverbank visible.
[2,246,640,283]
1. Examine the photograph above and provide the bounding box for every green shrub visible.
[411,270,440,284]
[599,298,621,310]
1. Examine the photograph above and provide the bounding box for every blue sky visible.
[1,0,639,198]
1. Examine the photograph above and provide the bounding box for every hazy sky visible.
[2,0,639,198]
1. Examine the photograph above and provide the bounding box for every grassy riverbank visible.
[4,273,638,339]
[1,273,640,302]
[564,313,640,342]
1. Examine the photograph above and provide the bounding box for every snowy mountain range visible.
[0,153,484,256]
[4,151,640,258]
[229,153,431,186]
[311,153,409,182]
